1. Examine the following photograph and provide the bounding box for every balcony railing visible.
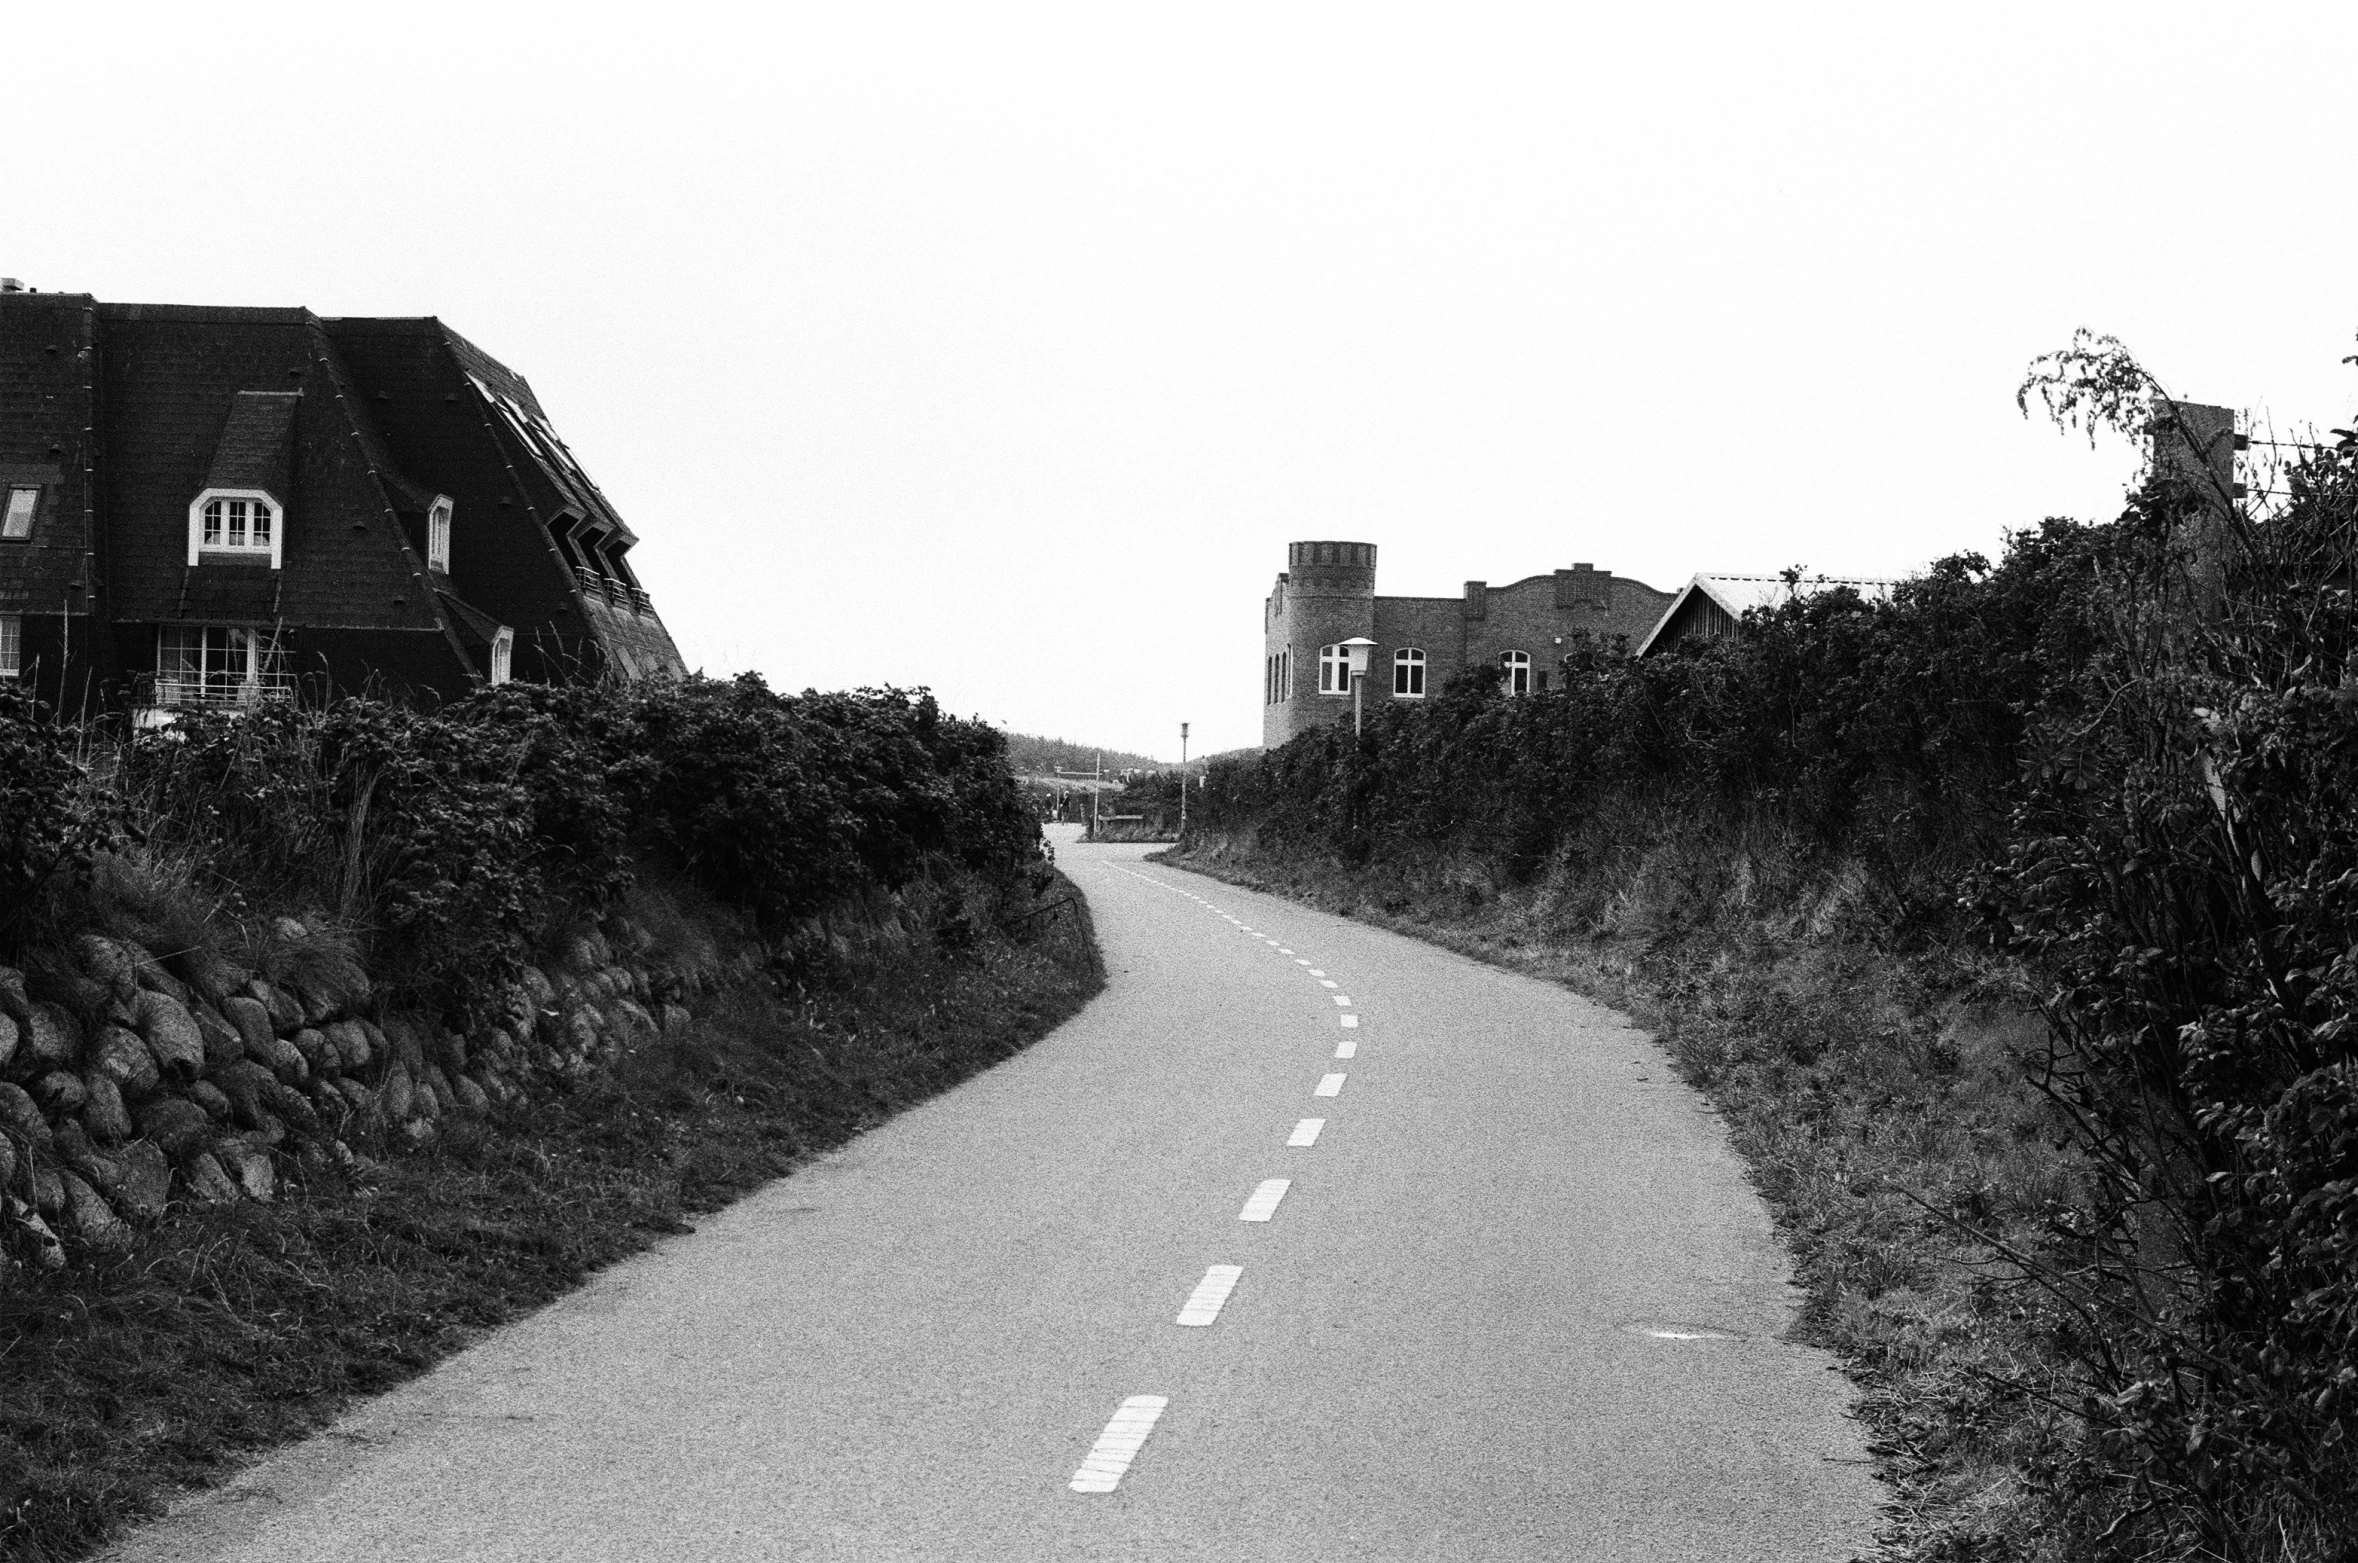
[137,671,299,712]
[572,566,657,618]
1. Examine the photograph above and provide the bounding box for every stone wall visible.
[0,916,760,1275]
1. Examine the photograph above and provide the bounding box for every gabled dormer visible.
[185,390,299,570]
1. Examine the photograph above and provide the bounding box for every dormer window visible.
[187,488,284,568]
[427,496,453,572]
[202,497,272,549]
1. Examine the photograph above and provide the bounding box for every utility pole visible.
[1178,722,1189,839]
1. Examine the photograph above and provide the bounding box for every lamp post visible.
[1340,637,1376,737]
[1178,722,1189,839]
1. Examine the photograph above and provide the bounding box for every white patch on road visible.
[1333,995,1353,1007]
[1319,979,1338,988]
[1315,1073,1346,1097]
[1175,1265,1243,1327]
[1309,969,1326,977]
[1334,1039,1356,1058]
[1070,1396,1170,1493]
[1288,1117,1325,1146]
[1340,1014,1360,1029]
[1279,947,1293,954]
[1295,959,1311,966]
[1238,1179,1291,1221]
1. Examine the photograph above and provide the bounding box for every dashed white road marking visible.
[1334,1039,1356,1059]
[1279,947,1294,954]
[1333,995,1353,1007]
[1309,969,1326,977]
[1319,979,1338,989]
[1070,1396,1170,1493]
[1288,1117,1325,1147]
[1176,1265,1244,1327]
[1238,1179,1292,1221]
[1340,1014,1360,1029]
[1315,1072,1346,1097]
[1295,959,1311,966]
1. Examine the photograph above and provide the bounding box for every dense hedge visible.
[2,675,1045,1023]
[1198,514,2123,908]
[1195,464,2358,1557]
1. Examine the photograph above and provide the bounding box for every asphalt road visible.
[107,833,1881,1562]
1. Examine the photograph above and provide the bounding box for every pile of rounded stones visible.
[0,918,745,1278]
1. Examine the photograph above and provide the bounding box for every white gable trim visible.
[188,487,285,570]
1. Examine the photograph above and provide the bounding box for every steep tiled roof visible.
[200,391,299,496]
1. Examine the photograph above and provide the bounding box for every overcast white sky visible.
[10,2,2357,757]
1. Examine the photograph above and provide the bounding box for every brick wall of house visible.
[1260,543,1678,744]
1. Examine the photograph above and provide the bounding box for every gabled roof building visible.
[0,285,684,720]
[1634,573,1898,657]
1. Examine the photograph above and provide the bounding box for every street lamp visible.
[1340,637,1377,736]
[1178,721,1188,839]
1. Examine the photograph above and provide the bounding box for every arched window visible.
[1393,646,1426,697]
[427,496,454,572]
[1500,650,1532,695]
[1319,643,1350,694]
[189,488,283,568]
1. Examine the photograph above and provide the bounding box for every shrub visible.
[0,684,124,951]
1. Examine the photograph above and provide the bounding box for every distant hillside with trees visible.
[999,732,1165,777]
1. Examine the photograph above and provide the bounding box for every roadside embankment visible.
[1160,820,2073,1560]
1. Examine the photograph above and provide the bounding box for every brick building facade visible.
[1261,540,1675,746]
[0,286,684,721]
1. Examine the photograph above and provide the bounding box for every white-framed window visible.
[2,485,36,540]
[1500,650,1532,695]
[1319,643,1350,694]
[489,627,513,686]
[0,613,20,678]
[152,624,289,708]
[1393,647,1426,697]
[427,496,453,572]
[187,488,283,568]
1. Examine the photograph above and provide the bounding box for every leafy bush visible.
[99,675,1040,1021]
[0,684,124,951]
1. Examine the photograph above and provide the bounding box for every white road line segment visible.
[1335,1039,1356,1058]
[1288,1117,1325,1147]
[1333,995,1353,1007]
[1238,1179,1291,1221]
[1319,979,1338,988]
[1315,1072,1346,1097]
[1175,1265,1244,1327]
[1069,1396,1170,1493]
[1341,1014,1359,1028]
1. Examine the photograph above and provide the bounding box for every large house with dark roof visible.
[0,284,684,720]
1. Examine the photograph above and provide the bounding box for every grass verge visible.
[0,874,1102,1563]
[1158,831,2090,1562]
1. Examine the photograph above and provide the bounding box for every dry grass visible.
[1164,827,2094,1561]
[0,872,1102,1563]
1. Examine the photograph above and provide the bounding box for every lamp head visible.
[1340,637,1376,676]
